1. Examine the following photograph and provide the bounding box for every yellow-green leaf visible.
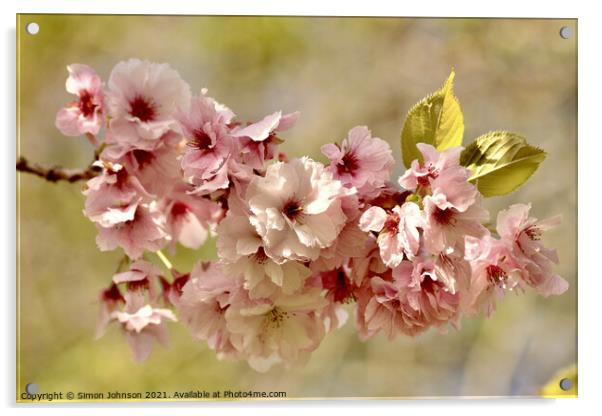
[400,70,465,167]
[460,131,546,197]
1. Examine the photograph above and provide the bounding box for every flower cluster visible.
[56,60,568,371]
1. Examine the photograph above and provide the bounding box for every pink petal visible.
[359,206,387,232]
[232,111,282,142]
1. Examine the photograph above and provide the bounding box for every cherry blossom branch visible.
[16,156,102,183]
[40,60,568,370]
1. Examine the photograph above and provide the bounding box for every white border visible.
[0,0,585,17]
[2,0,599,415]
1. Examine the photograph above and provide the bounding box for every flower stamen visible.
[129,95,156,122]
[282,199,303,221]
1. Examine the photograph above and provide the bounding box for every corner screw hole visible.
[26,22,40,35]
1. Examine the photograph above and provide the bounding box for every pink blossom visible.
[177,92,234,152]
[247,157,351,261]
[359,202,425,267]
[356,256,464,340]
[319,266,358,304]
[177,92,239,195]
[162,184,223,250]
[322,126,394,197]
[112,259,163,300]
[399,143,454,189]
[464,235,524,316]
[177,262,242,360]
[430,248,472,296]
[399,144,478,212]
[55,64,104,137]
[83,163,151,228]
[233,111,299,169]
[183,153,254,197]
[366,182,412,211]
[496,203,568,297]
[310,195,367,272]
[310,217,367,272]
[159,269,190,307]
[95,202,167,259]
[422,193,489,254]
[320,302,349,333]
[310,267,352,333]
[355,271,402,341]
[52,59,570,371]
[105,59,191,155]
[95,283,124,339]
[104,135,182,197]
[217,209,310,299]
[111,291,177,362]
[83,163,169,258]
[178,90,235,139]
[348,238,388,286]
[97,259,165,341]
[397,257,464,333]
[399,143,460,188]
[226,286,328,372]
[305,266,352,332]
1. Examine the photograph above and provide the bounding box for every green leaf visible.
[400,70,465,167]
[460,131,547,197]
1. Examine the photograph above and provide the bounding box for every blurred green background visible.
[17,15,576,399]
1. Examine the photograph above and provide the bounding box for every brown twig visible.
[16,156,101,183]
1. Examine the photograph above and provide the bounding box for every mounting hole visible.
[25,22,39,35]
[559,26,571,39]
[25,383,39,395]
[559,377,573,391]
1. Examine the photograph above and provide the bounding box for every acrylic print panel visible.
[16,14,577,401]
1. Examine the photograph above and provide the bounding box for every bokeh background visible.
[17,15,577,399]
